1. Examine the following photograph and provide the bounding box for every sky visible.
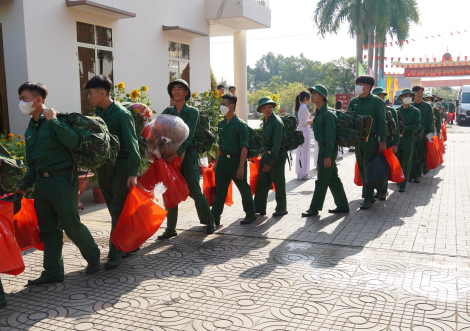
[209,0,470,86]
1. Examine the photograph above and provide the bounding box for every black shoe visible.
[122,248,140,259]
[85,263,100,275]
[255,211,266,216]
[240,216,256,225]
[206,226,215,234]
[398,189,405,192]
[215,220,220,227]
[26,277,63,287]
[423,167,429,175]
[0,300,6,309]
[374,193,379,199]
[414,178,420,183]
[360,199,374,210]
[328,208,349,214]
[378,195,386,201]
[407,177,413,182]
[104,258,122,270]
[157,232,177,240]
[302,210,319,217]
[272,211,288,217]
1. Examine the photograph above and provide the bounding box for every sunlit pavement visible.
[1,124,469,331]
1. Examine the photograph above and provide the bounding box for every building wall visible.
[1,0,211,135]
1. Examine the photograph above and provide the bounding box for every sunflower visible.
[11,156,15,159]
[215,90,220,97]
[130,89,140,100]
[19,157,24,160]
[142,86,148,92]
[272,94,278,101]
[8,133,13,138]
[22,168,27,172]
[204,92,208,97]
[20,140,25,144]
[17,135,22,138]
[117,82,125,90]
[1,139,5,142]
[193,92,197,99]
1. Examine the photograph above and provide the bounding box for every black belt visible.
[223,154,240,159]
[368,134,378,138]
[38,166,74,178]
[403,133,414,137]
[186,146,197,153]
[318,142,326,146]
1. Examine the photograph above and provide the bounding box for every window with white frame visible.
[168,41,190,86]
[76,22,113,114]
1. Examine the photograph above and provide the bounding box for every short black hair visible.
[217,84,225,90]
[412,85,425,93]
[355,75,375,88]
[221,93,237,108]
[84,75,113,95]
[229,86,236,90]
[18,82,48,103]
[335,101,342,110]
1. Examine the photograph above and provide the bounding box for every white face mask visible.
[426,101,432,105]
[402,97,413,105]
[355,85,364,93]
[19,98,38,115]
[220,105,230,115]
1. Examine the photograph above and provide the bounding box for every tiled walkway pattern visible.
[1,125,469,330]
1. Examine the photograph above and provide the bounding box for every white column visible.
[233,30,248,121]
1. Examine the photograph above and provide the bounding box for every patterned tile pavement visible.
[1,124,470,330]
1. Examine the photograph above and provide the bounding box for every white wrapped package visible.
[145,114,190,162]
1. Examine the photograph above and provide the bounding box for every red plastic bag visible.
[436,139,444,165]
[354,161,362,186]
[249,156,275,195]
[441,123,447,142]
[438,137,445,155]
[382,148,404,183]
[138,158,190,209]
[202,165,233,207]
[0,201,25,276]
[111,187,167,252]
[14,198,44,251]
[426,138,441,170]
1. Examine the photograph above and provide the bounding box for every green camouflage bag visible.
[0,144,27,195]
[57,113,120,170]
[335,111,373,147]
[195,111,216,154]
[280,115,304,151]
[120,102,150,158]
[397,111,406,135]
[235,121,265,159]
[386,108,397,139]
[414,126,424,141]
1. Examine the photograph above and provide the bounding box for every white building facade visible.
[0,0,270,135]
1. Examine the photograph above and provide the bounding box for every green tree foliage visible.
[210,67,218,91]
[432,87,458,101]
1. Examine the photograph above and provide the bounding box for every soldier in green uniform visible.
[395,89,421,192]
[158,79,216,238]
[448,99,455,124]
[347,76,387,210]
[302,85,349,217]
[211,93,256,225]
[0,279,5,308]
[441,99,448,123]
[409,86,434,183]
[253,97,288,217]
[16,82,100,285]
[85,76,141,270]
[372,87,400,200]
[422,93,440,175]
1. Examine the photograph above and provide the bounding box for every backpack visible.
[0,144,27,195]
[397,111,406,135]
[235,120,265,159]
[120,102,150,158]
[280,115,305,151]
[335,111,373,147]
[195,111,216,154]
[57,113,120,170]
[386,109,397,138]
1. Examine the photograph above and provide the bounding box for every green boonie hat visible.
[424,93,435,101]
[399,88,415,97]
[372,87,388,96]
[167,79,191,102]
[308,84,328,101]
[257,96,277,112]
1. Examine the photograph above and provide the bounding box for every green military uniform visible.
[18,113,100,281]
[440,101,448,123]
[161,102,215,236]
[212,115,255,224]
[254,98,288,214]
[306,100,348,212]
[347,93,387,202]
[0,279,5,308]
[448,101,455,123]
[410,100,434,181]
[95,102,140,263]
[396,96,421,190]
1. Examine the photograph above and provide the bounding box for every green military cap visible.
[308,84,328,101]
[424,93,435,101]
[257,96,277,112]
[372,87,388,96]
[167,79,191,101]
[399,88,415,97]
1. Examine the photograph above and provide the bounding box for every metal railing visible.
[253,0,269,8]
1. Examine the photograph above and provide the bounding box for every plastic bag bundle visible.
[145,115,189,162]
[139,158,190,209]
[365,153,390,190]
[111,187,167,252]
[0,201,25,276]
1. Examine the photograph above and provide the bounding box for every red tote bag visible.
[14,197,44,251]
[382,148,404,183]
[0,201,25,276]
[354,161,362,186]
[438,137,445,155]
[426,138,440,170]
[203,165,233,207]
[111,187,167,252]
[249,156,275,195]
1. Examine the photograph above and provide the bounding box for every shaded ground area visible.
[1,124,469,331]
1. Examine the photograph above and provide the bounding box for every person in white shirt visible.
[295,91,314,179]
